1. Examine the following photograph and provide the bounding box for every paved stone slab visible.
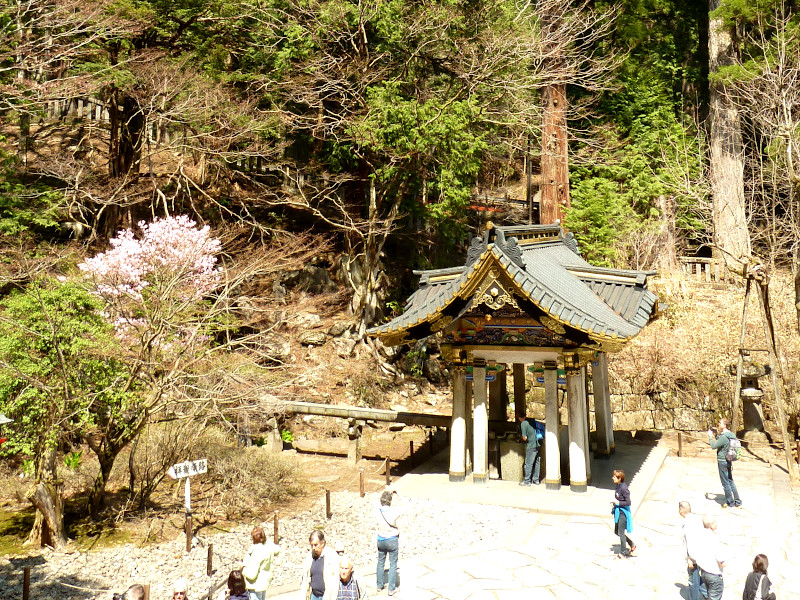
[268,441,800,600]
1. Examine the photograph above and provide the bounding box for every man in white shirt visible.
[692,515,725,600]
[679,501,706,600]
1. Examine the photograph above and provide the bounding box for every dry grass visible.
[610,269,800,431]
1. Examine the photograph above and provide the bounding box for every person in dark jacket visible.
[517,415,541,485]
[610,469,636,558]
[218,570,249,600]
[708,417,742,508]
[742,554,776,600]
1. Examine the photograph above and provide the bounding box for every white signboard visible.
[168,459,208,480]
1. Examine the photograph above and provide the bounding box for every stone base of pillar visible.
[473,474,488,484]
[545,480,561,490]
[570,481,588,493]
[449,471,466,482]
[593,446,615,459]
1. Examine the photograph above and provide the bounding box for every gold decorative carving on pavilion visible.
[540,315,566,335]
[430,315,451,332]
[382,331,410,346]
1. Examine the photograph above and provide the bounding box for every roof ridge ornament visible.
[496,236,525,269]
[564,231,580,255]
[465,236,486,267]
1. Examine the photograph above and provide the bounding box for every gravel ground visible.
[0,491,536,600]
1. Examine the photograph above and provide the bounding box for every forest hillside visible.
[2,0,800,549]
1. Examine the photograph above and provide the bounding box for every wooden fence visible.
[678,256,738,286]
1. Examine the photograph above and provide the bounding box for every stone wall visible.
[597,392,717,432]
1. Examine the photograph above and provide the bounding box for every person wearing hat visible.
[172,578,188,600]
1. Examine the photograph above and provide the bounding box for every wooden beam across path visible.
[282,400,451,428]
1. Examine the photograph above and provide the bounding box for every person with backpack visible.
[708,417,743,508]
[742,554,777,600]
[517,415,542,486]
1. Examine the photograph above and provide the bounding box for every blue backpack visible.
[533,419,545,441]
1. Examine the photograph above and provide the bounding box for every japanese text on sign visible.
[168,459,208,479]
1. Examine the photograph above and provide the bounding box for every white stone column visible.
[473,361,489,484]
[581,365,591,484]
[567,367,588,492]
[513,363,526,421]
[543,362,561,490]
[465,379,473,473]
[449,368,467,482]
[592,352,615,457]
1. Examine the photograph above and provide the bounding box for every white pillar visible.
[567,367,588,492]
[581,365,591,484]
[465,379,473,473]
[544,362,561,490]
[473,361,489,484]
[513,363,526,421]
[592,352,615,457]
[449,368,467,482]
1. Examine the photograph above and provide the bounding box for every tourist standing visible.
[124,584,145,600]
[694,515,726,600]
[610,469,636,558]
[172,578,189,600]
[742,554,777,600]
[242,525,280,600]
[336,556,368,600]
[679,501,706,600]
[299,530,340,600]
[708,417,743,508]
[375,489,403,596]
[516,415,541,486]
[218,570,249,600]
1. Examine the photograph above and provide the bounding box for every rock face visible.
[281,265,338,294]
[297,331,327,347]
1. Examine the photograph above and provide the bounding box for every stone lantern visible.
[730,360,770,443]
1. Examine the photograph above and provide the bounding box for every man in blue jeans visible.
[694,515,725,600]
[679,501,707,600]
[375,489,403,596]
[517,415,541,485]
[708,418,742,508]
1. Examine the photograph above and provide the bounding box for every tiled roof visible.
[368,224,658,344]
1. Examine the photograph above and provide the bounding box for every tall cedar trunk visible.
[540,84,570,225]
[26,448,67,549]
[708,1,750,259]
[655,195,678,271]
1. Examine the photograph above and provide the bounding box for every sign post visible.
[167,459,208,553]
[0,413,12,449]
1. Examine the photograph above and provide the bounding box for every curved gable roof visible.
[368,225,658,345]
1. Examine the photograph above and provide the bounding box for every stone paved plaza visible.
[270,441,800,600]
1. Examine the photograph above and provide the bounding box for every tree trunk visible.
[27,481,67,549]
[655,195,678,271]
[540,83,570,225]
[708,1,750,259]
[88,452,115,518]
[26,448,66,549]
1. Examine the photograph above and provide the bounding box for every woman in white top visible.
[375,489,403,596]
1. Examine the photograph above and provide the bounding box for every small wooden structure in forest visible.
[369,223,660,491]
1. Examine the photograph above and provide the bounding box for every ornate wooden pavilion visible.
[369,223,659,492]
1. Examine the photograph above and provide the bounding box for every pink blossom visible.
[79,216,223,350]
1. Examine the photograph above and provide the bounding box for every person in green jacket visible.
[242,526,280,600]
[708,417,742,508]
